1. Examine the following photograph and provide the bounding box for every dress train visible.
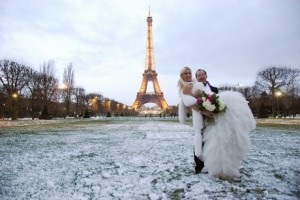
[202,91,256,179]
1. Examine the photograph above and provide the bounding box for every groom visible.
[195,69,218,94]
[194,69,219,174]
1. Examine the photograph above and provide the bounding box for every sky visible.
[0,0,300,106]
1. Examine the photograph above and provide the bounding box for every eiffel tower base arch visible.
[132,92,168,112]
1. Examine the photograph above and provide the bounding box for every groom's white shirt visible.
[203,84,213,95]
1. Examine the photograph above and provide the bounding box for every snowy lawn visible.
[0,117,299,200]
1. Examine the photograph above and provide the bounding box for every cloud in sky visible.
[0,0,299,106]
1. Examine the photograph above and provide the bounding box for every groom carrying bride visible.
[178,66,256,179]
[177,67,218,174]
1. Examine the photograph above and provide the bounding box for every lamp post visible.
[60,83,69,118]
[123,105,127,116]
[275,91,282,117]
[106,100,111,117]
[2,103,5,119]
[93,96,98,116]
[11,92,18,120]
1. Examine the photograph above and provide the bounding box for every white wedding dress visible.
[202,90,256,179]
[179,82,256,179]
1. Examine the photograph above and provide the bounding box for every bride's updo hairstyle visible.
[177,66,192,93]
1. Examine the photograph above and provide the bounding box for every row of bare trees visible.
[1,58,299,120]
[219,66,300,118]
[0,59,131,120]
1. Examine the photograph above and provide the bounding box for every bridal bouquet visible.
[196,91,226,123]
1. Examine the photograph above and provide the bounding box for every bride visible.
[178,67,256,179]
[178,67,208,174]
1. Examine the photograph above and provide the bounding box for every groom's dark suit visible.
[194,81,218,174]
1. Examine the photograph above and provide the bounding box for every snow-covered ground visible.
[0,117,299,200]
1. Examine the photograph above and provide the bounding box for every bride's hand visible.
[202,110,213,117]
[192,105,199,111]
[193,90,201,97]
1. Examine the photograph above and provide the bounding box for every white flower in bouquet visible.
[196,91,227,124]
[218,100,226,111]
[203,101,216,112]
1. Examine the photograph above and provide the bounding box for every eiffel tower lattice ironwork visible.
[132,11,168,111]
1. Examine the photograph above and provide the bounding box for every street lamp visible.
[92,96,98,116]
[275,91,282,117]
[12,93,18,99]
[2,103,5,119]
[123,105,127,116]
[11,92,18,120]
[60,83,70,118]
[59,83,68,90]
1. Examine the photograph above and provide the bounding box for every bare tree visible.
[0,85,7,118]
[219,85,256,100]
[73,87,85,117]
[39,60,58,104]
[0,59,32,120]
[84,93,102,116]
[24,67,40,119]
[38,60,59,118]
[62,63,75,117]
[255,66,300,117]
[283,82,300,117]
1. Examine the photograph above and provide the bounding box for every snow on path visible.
[0,118,299,200]
[137,121,193,139]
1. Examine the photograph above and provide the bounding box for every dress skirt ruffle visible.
[202,91,256,179]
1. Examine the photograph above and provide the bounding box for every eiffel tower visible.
[132,10,168,111]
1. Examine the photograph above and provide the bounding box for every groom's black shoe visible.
[194,154,204,174]
[195,166,203,174]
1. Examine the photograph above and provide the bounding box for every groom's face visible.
[196,71,207,83]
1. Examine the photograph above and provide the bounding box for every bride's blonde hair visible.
[177,66,192,93]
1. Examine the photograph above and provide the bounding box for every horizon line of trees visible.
[0,59,133,120]
[1,58,300,120]
[169,66,300,118]
[218,66,300,118]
